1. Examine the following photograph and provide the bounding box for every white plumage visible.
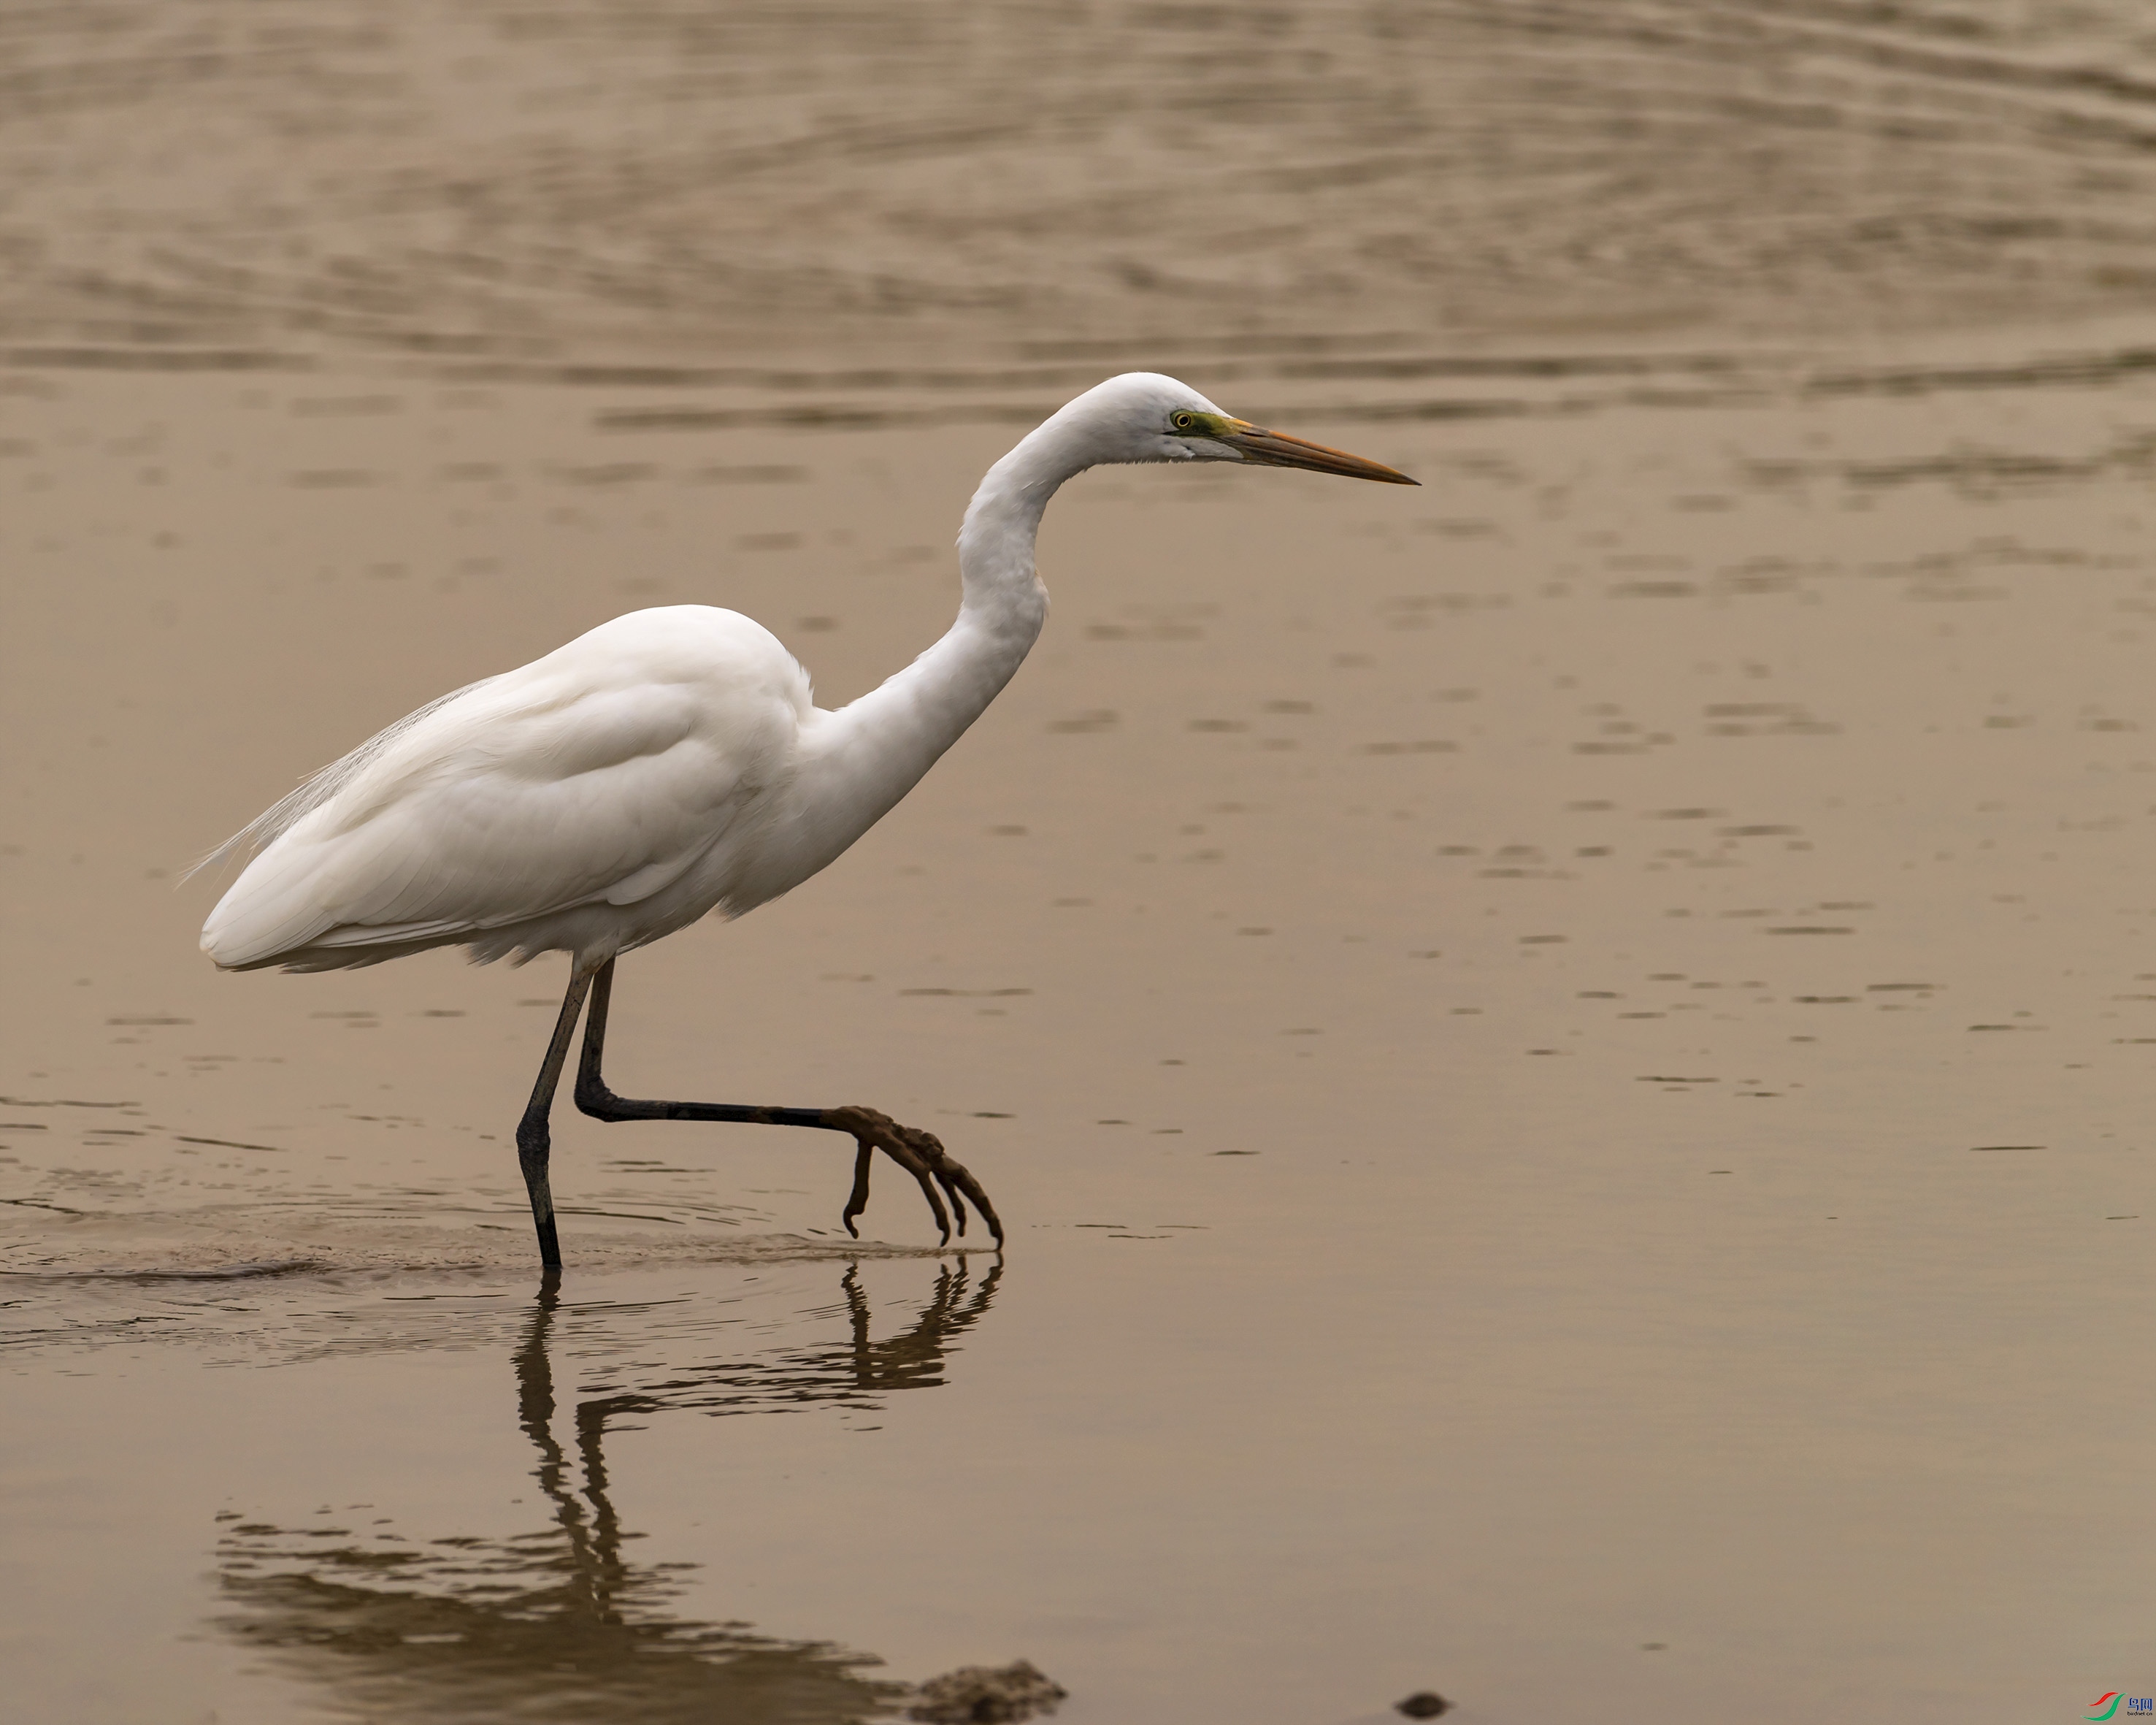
[195,372,1415,1263]
[202,607,813,971]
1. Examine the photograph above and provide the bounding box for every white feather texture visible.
[199,374,1257,975]
[202,608,804,969]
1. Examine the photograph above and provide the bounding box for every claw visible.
[896,1122,1003,1247]
[824,1105,949,1242]
[823,1104,1000,1248]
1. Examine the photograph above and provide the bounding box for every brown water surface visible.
[7,5,2156,1722]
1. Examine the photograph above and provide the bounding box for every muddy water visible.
[8,4,2156,1723]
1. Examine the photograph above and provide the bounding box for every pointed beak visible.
[1217,420,1419,485]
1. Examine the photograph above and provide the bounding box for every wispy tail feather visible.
[181,675,500,885]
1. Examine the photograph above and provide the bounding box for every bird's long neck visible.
[798,419,1087,845]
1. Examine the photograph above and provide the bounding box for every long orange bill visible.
[1220,422,1419,485]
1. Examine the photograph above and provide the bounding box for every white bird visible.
[196,373,1416,1266]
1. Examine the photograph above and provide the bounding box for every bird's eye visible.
[1171,411,1196,431]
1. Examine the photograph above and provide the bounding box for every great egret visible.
[196,372,1416,1266]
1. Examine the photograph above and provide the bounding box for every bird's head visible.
[1062,372,1418,486]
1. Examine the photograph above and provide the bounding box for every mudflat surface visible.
[7,5,2156,1722]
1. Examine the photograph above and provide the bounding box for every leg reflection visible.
[515,1266,651,1624]
[214,1257,1001,1723]
[841,1258,1002,1395]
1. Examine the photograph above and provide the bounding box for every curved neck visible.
[799,417,1097,841]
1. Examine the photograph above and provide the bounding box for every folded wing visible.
[201,611,805,969]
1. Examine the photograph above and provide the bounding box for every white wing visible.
[201,608,812,969]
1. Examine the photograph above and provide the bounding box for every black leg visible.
[570,957,1003,1247]
[515,971,594,1269]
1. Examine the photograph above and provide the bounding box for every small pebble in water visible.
[1397,1693,1452,1719]
[908,1659,1067,1723]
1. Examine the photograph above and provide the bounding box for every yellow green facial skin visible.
[1169,409,1243,440]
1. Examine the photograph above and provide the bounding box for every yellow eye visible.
[1171,411,1196,431]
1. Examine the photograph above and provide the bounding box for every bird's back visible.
[201,608,815,971]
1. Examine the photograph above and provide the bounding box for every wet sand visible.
[9,4,2156,1722]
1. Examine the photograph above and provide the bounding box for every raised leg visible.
[570,957,1003,1247]
[516,970,594,1269]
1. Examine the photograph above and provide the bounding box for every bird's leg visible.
[571,957,1004,1247]
[516,970,595,1270]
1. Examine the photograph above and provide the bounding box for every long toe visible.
[886,1135,953,1244]
[828,1106,954,1244]
[841,1139,875,1239]
[941,1159,1003,1248]
[901,1123,1002,1250]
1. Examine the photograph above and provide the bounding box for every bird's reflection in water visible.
[216,1259,1000,1724]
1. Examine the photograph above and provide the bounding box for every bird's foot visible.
[824,1105,1004,1250]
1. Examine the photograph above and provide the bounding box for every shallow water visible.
[9,4,2156,1722]
[15,0,2156,360]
